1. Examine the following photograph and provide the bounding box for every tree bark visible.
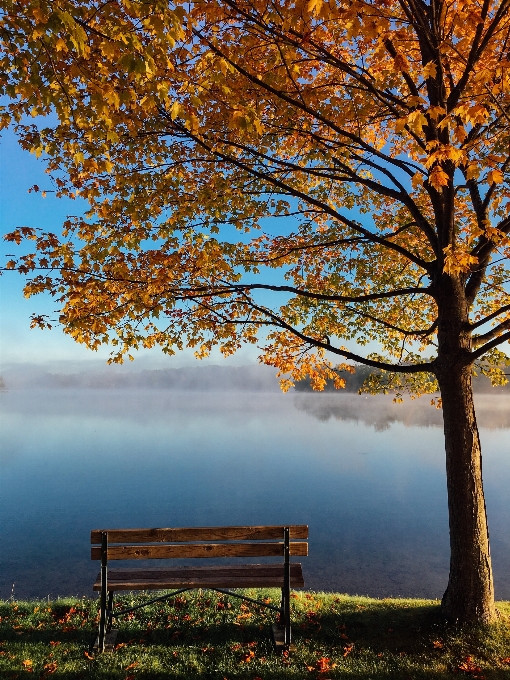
[435,284,496,623]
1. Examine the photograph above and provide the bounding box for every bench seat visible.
[93,563,305,591]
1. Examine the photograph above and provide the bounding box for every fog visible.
[0,362,280,392]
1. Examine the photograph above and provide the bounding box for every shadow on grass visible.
[1,597,509,679]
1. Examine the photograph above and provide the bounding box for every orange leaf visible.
[41,662,58,675]
[84,650,95,660]
[428,165,449,190]
[343,643,354,657]
[125,662,139,670]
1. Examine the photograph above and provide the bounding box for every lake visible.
[1,389,509,601]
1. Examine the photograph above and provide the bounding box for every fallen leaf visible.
[343,643,354,657]
[41,662,58,676]
[433,640,444,649]
[49,641,60,647]
[84,651,94,660]
[125,662,139,670]
[240,650,255,663]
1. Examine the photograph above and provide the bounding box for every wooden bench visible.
[91,525,308,652]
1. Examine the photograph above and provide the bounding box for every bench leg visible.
[106,591,114,632]
[283,527,291,649]
[98,588,107,652]
[98,531,108,652]
[280,587,291,648]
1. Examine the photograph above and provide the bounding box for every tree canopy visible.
[2,0,510,623]
[2,0,509,389]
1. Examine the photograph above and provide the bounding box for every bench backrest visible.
[91,525,308,561]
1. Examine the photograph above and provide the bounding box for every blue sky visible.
[0,129,259,369]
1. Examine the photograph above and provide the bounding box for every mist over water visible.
[1,387,509,601]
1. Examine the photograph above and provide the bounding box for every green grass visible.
[1,591,509,678]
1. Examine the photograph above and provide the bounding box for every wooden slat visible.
[91,541,308,561]
[91,525,308,544]
[93,564,304,591]
[104,564,303,580]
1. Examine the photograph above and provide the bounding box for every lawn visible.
[1,591,509,678]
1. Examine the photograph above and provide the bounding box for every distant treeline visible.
[293,365,510,393]
[1,363,508,392]
[0,364,280,392]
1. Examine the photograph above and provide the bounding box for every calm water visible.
[1,389,509,600]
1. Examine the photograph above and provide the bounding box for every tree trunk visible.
[436,363,496,623]
[434,274,496,624]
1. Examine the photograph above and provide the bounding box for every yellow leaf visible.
[487,169,504,184]
[411,172,424,189]
[428,166,449,190]
[427,106,446,121]
[443,245,478,275]
[466,164,480,180]
[423,61,437,79]
[453,125,467,143]
[307,0,323,14]
[170,101,182,120]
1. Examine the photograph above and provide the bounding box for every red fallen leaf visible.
[49,641,60,647]
[433,640,444,649]
[343,643,354,657]
[84,651,94,660]
[41,662,58,676]
[240,650,255,663]
[501,658,510,664]
[340,632,349,640]
[455,656,485,677]
[125,662,139,670]
[308,657,337,674]
[115,643,127,650]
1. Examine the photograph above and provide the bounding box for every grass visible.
[1,591,509,679]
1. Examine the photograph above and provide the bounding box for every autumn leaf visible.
[487,169,504,185]
[125,662,139,670]
[443,245,478,275]
[428,166,449,190]
[455,655,484,677]
[423,61,437,79]
[41,662,58,676]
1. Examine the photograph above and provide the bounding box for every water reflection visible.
[295,393,510,431]
[0,390,509,601]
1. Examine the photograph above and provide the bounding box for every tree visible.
[2,0,510,623]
